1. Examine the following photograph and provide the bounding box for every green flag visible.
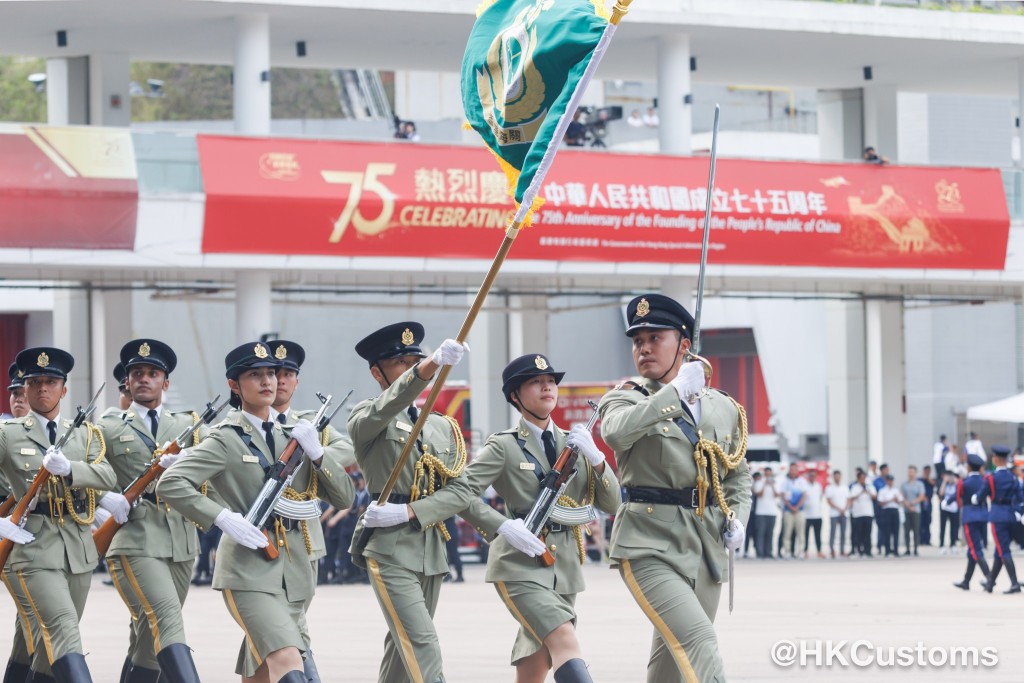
[462,0,611,214]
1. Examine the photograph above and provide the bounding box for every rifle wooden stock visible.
[0,467,52,570]
[0,494,13,517]
[258,439,300,561]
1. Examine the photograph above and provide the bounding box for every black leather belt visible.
[511,511,568,533]
[370,493,412,505]
[28,498,91,515]
[140,492,159,505]
[625,485,718,509]
[269,514,303,532]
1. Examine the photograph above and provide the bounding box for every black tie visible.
[148,409,159,437]
[277,413,287,425]
[262,421,276,458]
[407,406,419,423]
[47,420,57,446]
[542,431,558,469]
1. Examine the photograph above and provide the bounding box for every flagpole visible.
[356,0,636,552]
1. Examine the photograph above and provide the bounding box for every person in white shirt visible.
[626,109,644,128]
[848,469,876,557]
[802,470,825,559]
[824,470,850,558]
[933,435,949,479]
[752,468,782,558]
[642,106,660,127]
[876,475,905,556]
[944,444,964,479]
[937,472,960,554]
[963,432,986,463]
[780,463,809,559]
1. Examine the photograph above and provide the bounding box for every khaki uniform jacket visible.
[348,365,467,576]
[0,414,116,574]
[155,409,353,602]
[599,379,751,583]
[411,418,620,594]
[97,408,208,562]
[279,406,356,561]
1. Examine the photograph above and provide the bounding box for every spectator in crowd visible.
[752,467,781,558]
[863,146,889,164]
[877,474,904,557]
[191,526,221,586]
[626,109,644,128]
[849,469,876,558]
[919,465,935,546]
[824,469,850,558]
[333,472,369,583]
[938,471,960,554]
[900,466,926,556]
[564,109,586,147]
[780,463,808,559]
[963,431,987,465]
[744,471,761,559]
[642,106,660,127]
[442,516,465,583]
[803,469,825,559]
[873,464,889,555]
[944,443,964,479]
[933,434,949,480]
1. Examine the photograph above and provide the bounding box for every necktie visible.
[262,421,276,458]
[407,406,419,423]
[277,413,287,425]
[47,420,57,446]
[542,431,558,469]
[148,409,159,437]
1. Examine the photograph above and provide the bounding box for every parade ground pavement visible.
[2,547,1019,681]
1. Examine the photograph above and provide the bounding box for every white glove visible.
[363,502,410,528]
[159,448,186,469]
[92,506,112,527]
[0,516,34,545]
[99,492,131,525]
[671,361,706,404]
[431,339,470,367]
[971,494,979,505]
[291,420,325,462]
[497,518,547,557]
[567,424,604,467]
[1015,511,1022,524]
[42,446,71,476]
[723,519,745,551]
[214,509,268,549]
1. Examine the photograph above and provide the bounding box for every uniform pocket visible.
[611,502,676,551]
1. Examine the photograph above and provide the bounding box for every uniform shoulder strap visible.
[614,380,649,396]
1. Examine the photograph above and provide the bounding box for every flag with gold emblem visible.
[463,0,627,218]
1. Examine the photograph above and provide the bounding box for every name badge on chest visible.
[396,421,412,433]
[19,448,35,456]
[519,462,536,471]
[242,455,260,464]
[119,435,135,442]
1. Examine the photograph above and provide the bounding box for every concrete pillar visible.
[1018,57,1024,169]
[394,70,463,121]
[508,295,549,360]
[865,300,907,473]
[46,57,89,125]
[863,83,899,163]
[235,271,272,343]
[89,289,133,409]
[825,301,868,478]
[88,53,131,127]
[52,286,92,411]
[468,297,510,447]
[656,33,692,155]
[234,13,271,135]
[817,88,863,161]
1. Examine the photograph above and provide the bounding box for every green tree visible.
[0,57,47,123]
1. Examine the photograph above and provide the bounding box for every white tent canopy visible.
[966,393,1024,423]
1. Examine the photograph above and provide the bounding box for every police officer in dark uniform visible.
[978,445,1023,594]
[953,453,991,591]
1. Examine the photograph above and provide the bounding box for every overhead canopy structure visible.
[966,392,1024,423]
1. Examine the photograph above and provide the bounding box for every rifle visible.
[522,401,601,567]
[0,496,13,517]
[0,382,105,570]
[244,390,352,561]
[92,395,230,556]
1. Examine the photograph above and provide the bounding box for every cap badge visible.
[37,352,50,368]
[16,370,23,378]
[401,328,415,346]
[275,345,288,360]
[138,342,151,357]
[254,344,269,359]
[534,355,549,370]
[636,298,650,318]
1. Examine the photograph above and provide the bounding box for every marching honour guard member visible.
[599,295,751,683]
[0,347,117,683]
[96,339,206,682]
[366,353,620,683]
[157,342,353,683]
[348,322,469,683]
[953,453,991,591]
[978,445,1023,594]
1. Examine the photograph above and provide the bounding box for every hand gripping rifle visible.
[245,390,352,561]
[522,401,601,567]
[0,382,105,570]
[92,395,230,556]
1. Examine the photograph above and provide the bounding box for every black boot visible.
[125,667,160,683]
[984,557,1003,593]
[302,650,321,683]
[275,671,306,683]
[50,654,92,683]
[553,658,594,683]
[156,644,201,683]
[977,556,992,585]
[1002,556,1021,593]
[954,559,975,590]
[3,661,32,683]
[118,657,133,683]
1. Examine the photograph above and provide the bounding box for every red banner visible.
[0,125,137,249]
[198,135,1009,270]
